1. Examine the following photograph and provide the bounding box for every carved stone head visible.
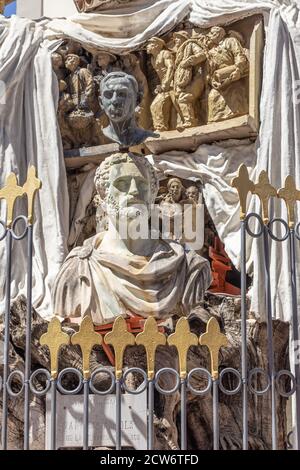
[51,53,64,72]
[99,71,157,147]
[207,26,226,46]
[96,51,116,68]
[173,31,190,49]
[100,72,138,124]
[186,185,200,203]
[146,37,166,55]
[65,54,80,72]
[94,152,159,219]
[167,178,184,203]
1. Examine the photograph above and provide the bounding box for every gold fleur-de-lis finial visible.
[199,317,228,380]
[277,175,300,229]
[40,317,70,379]
[23,166,42,224]
[167,317,198,379]
[104,316,135,380]
[253,171,277,224]
[0,173,24,228]
[231,164,255,220]
[71,316,102,380]
[136,317,166,380]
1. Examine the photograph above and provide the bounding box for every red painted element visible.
[208,236,241,296]
[94,313,165,366]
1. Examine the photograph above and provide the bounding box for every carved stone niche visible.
[53,40,151,156]
[59,15,263,168]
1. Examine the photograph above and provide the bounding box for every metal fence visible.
[0,164,299,451]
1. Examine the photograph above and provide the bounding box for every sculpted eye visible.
[115,179,128,192]
[104,90,113,99]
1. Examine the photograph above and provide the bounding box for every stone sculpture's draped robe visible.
[52,233,211,325]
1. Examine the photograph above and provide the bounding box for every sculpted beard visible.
[106,195,149,221]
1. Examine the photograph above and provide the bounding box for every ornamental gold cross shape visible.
[136,317,166,380]
[40,317,70,379]
[71,316,102,380]
[23,166,42,224]
[167,317,198,379]
[0,173,24,228]
[104,316,135,380]
[0,166,41,227]
[253,171,277,224]
[231,164,255,220]
[199,317,228,380]
[277,175,300,229]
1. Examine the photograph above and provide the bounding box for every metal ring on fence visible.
[154,368,180,395]
[244,213,264,238]
[287,430,294,450]
[89,367,115,395]
[248,368,271,395]
[6,370,25,397]
[29,369,52,396]
[11,215,29,240]
[0,219,7,241]
[275,370,296,397]
[187,367,212,396]
[122,368,148,395]
[294,222,300,241]
[57,368,83,395]
[219,368,242,395]
[267,218,290,242]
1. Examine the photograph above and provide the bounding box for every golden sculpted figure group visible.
[52,26,249,149]
[146,26,249,131]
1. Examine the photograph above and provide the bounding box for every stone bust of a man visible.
[52,152,211,325]
[99,71,155,148]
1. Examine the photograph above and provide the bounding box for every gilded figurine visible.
[146,37,175,132]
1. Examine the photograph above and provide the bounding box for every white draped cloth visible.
[0,0,300,325]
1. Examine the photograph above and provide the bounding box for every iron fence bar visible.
[147,379,154,450]
[1,229,12,450]
[83,379,89,450]
[289,228,300,450]
[263,225,277,449]
[115,378,122,450]
[180,379,187,450]
[240,219,248,450]
[24,223,33,450]
[213,379,219,450]
[50,379,57,450]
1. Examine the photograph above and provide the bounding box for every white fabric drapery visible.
[0,0,300,323]
[0,16,69,320]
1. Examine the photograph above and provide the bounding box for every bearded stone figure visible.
[52,152,211,325]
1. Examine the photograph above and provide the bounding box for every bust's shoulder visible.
[66,234,103,261]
